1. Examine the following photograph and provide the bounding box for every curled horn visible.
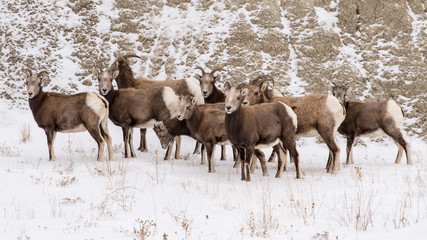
[195,66,206,75]
[249,75,275,87]
[237,82,249,90]
[210,68,224,76]
[38,71,48,77]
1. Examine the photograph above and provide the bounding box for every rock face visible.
[1,0,426,136]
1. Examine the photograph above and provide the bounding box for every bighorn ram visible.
[194,66,227,159]
[330,83,413,165]
[173,96,270,174]
[25,70,113,161]
[107,55,204,156]
[242,76,345,174]
[96,69,181,158]
[223,82,300,181]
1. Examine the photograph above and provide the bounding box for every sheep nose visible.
[177,115,182,120]
[203,91,208,95]
[102,88,107,93]
[28,92,33,96]
[226,106,231,111]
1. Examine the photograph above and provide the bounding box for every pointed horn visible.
[195,66,206,75]
[123,54,141,60]
[210,68,224,76]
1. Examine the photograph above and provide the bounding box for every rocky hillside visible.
[1,0,426,136]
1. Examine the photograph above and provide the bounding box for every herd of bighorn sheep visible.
[24,55,413,181]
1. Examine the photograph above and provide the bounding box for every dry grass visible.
[19,123,31,143]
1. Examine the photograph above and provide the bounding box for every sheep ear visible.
[328,85,334,93]
[23,73,29,80]
[222,81,231,93]
[260,82,268,92]
[214,75,220,82]
[92,68,100,77]
[346,87,352,93]
[112,70,120,78]
[241,88,248,97]
[155,122,166,130]
[195,73,201,81]
[191,97,198,105]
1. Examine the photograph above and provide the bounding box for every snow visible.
[1,1,427,239]
[1,102,426,239]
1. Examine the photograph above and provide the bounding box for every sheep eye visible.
[237,97,241,100]
[254,92,259,95]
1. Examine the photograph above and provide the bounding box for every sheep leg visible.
[88,125,107,162]
[267,149,277,162]
[250,154,258,174]
[174,136,182,159]
[244,147,254,182]
[237,148,245,180]
[164,138,175,160]
[254,149,268,176]
[122,127,132,158]
[281,137,301,179]
[274,144,287,178]
[193,141,201,154]
[138,128,148,152]
[384,127,413,165]
[233,146,241,168]
[206,143,216,173]
[220,145,226,160]
[345,136,355,165]
[318,128,340,174]
[44,129,56,161]
[128,128,136,157]
[100,121,113,160]
[200,144,206,165]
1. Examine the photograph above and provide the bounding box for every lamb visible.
[242,76,345,174]
[106,55,204,157]
[223,82,300,181]
[96,68,181,158]
[25,70,113,162]
[330,83,413,165]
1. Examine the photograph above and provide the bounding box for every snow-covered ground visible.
[0,99,426,240]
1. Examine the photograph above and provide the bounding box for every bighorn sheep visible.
[103,56,204,159]
[96,69,181,158]
[330,83,413,165]
[242,76,345,174]
[174,96,266,174]
[25,70,113,162]
[223,82,300,181]
[194,66,227,159]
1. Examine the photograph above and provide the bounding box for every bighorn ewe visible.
[194,66,227,159]
[25,70,113,162]
[330,83,413,165]
[153,102,226,163]
[96,69,181,158]
[223,82,300,181]
[173,96,268,174]
[242,76,345,174]
[103,56,204,158]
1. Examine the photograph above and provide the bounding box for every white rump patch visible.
[162,87,181,118]
[297,129,319,137]
[60,124,86,133]
[218,140,231,145]
[271,89,283,97]
[278,102,298,128]
[185,79,205,104]
[135,119,157,129]
[255,138,281,149]
[386,100,404,128]
[86,92,109,120]
[326,95,345,126]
